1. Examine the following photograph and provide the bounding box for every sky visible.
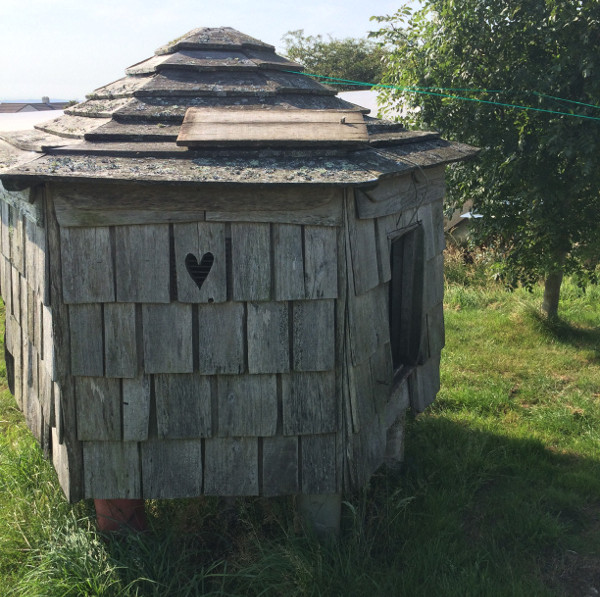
[0,0,408,101]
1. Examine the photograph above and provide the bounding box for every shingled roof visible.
[0,27,476,190]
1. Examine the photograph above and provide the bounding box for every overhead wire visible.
[285,70,600,122]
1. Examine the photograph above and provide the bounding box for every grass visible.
[0,248,599,596]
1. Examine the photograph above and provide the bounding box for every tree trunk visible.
[542,269,564,319]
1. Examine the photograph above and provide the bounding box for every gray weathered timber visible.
[1,258,11,316]
[41,304,55,379]
[354,166,445,219]
[142,303,193,373]
[204,437,259,495]
[141,439,202,498]
[1,201,10,259]
[292,300,335,371]
[60,226,115,303]
[346,195,380,296]
[69,304,103,377]
[11,211,25,275]
[348,359,376,434]
[75,376,121,441]
[155,373,211,438]
[53,183,340,226]
[301,433,338,494]
[417,202,437,262]
[281,371,336,435]
[174,221,227,303]
[409,355,441,413]
[426,302,445,358]
[39,363,54,429]
[217,374,277,437]
[272,224,304,301]
[10,316,23,409]
[348,285,389,367]
[247,301,289,373]
[115,224,170,302]
[423,253,444,311]
[231,223,271,301]
[205,200,343,227]
[11,267,21,323]
[197,302,245,374]
[262,436,299,496]
[83,441,141,499]
[369,342,393,415]
[104,303,138,378]
[122,375,150,441]
[303,225,338,299]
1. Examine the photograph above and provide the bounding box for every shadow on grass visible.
[72,416,600,597]
[526,309,600,357]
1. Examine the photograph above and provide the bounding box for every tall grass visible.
[0,252,599,596]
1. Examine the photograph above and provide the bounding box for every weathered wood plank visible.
[417,202,437,262]
[51,427,72,498]
[104,303,138,378]
[354,166,446,219]
[217,374,277,437]
[38,364,54,428]
[348,285,389,366]
[173,222,227,303]
[408,355,441,413]
[346,193,380,295]
[53,183,340,227]
[0,201,10,259]
[197,302,245,374]
[430,198,446,256]
[141,439,203,498]
[247,301,289,374]
[41,305,55,380]
[178,108,368,146]
[45,192,83,501]
[370,342,393,415]
[301,433,338,494]
[423,253,444,311]
[35,221,49,305]
[11,267,20,323]
[205,199,343,227]
[75,377,121,441]
[0,186,41,225]
[60,226,115,303]
[24,218,37,292]
[272,224,304,301]
[1,258,11,315]
[10,210,25,275]
[231,223,271,301]
[348,360,376,434]
[281,371,336,436]
[83,441,141,499]
[292,300,335,372]
[24,342,42,444]
[303,226,338,299]
[10,316,23,409]
[262,436,299,496]
[122,375,150,441]
[385,378,410,429]
[142,303,193,374]
[69,304,103,377]
[426,302,445,358]
[204,437,259,496]
[115,224,170,303]
[155,373,212,438]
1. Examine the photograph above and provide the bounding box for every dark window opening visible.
[389,225,425,374]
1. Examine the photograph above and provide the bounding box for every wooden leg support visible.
[94,499,147,533]
[297,493,342,537]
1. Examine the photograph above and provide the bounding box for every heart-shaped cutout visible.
[185,252,214,291]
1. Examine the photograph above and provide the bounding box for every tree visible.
[373,1,600,317]
[282,30,387,90]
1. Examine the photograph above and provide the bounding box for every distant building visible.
[0,98,70,113]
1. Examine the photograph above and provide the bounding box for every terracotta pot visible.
[94,499,147,532]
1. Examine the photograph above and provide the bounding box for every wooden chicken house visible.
[0,28,476,517]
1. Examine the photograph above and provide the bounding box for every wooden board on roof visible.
[177,108,368,147]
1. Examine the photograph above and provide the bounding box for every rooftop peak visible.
[155,27,275,55]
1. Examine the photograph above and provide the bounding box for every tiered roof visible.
[0,27,475,189]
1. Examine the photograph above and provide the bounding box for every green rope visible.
[285,70,600,122]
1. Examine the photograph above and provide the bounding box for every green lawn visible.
[1,253,599,596]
